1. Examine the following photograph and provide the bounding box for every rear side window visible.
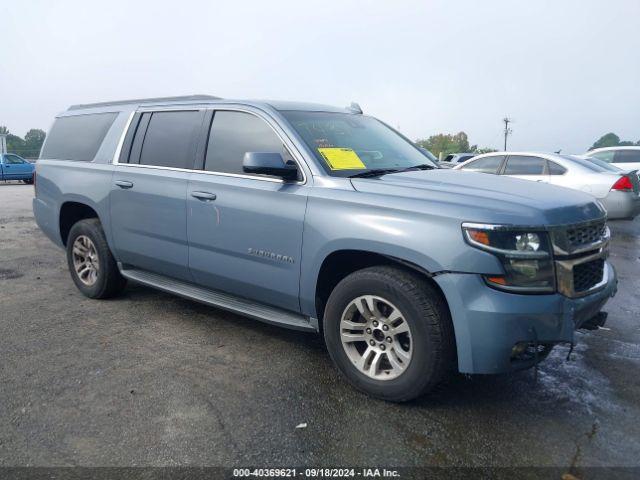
[205,111,286,175]
[547,161,567,175]
[590,151,615,163]
[41,112,117,161]
[137,111,202,169]
[614,150,640,163]
[503,156,545,175]
[461,155,505,174]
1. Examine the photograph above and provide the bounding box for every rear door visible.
[110,109,205,281]
[186,108,308,312]
[612,150,640,170]
[501,155,548,183]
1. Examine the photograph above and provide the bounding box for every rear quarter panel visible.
[33,160,115,248]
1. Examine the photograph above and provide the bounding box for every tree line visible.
[416,131,640,158]
[0,126,47,159]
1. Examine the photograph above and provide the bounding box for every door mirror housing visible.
[243,152,299,181]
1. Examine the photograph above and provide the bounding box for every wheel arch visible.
[313,249,450,327]
[58,200,101,246]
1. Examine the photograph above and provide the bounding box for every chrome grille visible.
[565,221,607,250]
[573,258,605,293]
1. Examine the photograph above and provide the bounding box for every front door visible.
[187,109,307,312]
[110,109,205,281]
[2,154,32,179]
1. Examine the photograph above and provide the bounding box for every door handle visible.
[115,180,134,189]
[191,191,217,201]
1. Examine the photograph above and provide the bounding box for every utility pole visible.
[502,117,513,151]
[0,134,7,155]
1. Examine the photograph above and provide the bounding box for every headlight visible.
[462,223,555,293]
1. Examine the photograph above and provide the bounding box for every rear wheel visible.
[323,266,455,402]
[23,178,34,185]
[66,218,126,299]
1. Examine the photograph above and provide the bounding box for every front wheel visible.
[66,218,126,299]
[323,266,456,402]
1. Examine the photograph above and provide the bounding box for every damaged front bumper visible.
[434,261,618,374]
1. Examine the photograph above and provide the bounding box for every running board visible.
[119,266,317,332]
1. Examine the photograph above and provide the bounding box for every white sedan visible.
[453,152,640,219]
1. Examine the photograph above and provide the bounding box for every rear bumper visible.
[434,261,617,374]
[600,190,640,219]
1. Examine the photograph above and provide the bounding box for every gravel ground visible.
[1,182,639,469]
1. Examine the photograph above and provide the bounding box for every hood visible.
[350,169,605,226]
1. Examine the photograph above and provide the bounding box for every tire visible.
[323,266,456,402]
[66,218,126,299]
[23,178,34,185]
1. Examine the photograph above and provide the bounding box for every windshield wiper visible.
[348,168,402,178]
[393,163,438,173]
[348,164,437,179]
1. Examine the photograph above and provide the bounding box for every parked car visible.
[34,96,617,401]
[584,146,640,170]
[0,153,35,183]
[454,152,640,220]
[440,152,476,168]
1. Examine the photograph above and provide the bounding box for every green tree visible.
[0,126,46,158]
[590,132,621,150]
[416,131,476,158]
[0,126,9,135]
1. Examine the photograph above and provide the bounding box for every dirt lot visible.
[1,182,639,468]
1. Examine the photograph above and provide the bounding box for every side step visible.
[119,267,317,332]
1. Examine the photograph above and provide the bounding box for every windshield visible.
[281,111,437,177]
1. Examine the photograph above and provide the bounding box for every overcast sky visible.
[1,0,639,153]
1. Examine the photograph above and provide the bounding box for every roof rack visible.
[68,94,222,111]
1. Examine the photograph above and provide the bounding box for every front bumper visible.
[599,190,640,220]
[434,261,617,374]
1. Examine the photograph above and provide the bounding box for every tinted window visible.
[457,155,475,163]
[138,111,202,169]
[205,111,286,175]
[461,155,505,174]
[590,151,615,163]
[614,150,640,163]
[504,156,545,175]
[547,161,567,175]
[41,112,117,161]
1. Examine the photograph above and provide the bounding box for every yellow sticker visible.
[318,148,366,170]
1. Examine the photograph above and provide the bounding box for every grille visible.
[573,258,605,293]
[565,221,607,249]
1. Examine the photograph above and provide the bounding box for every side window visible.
[547,161,567,175]
[461,155,505,174]
[205,111,287,176]
[5,154,26,164]
[137,111,202,169]
[590,151,615,163]
[40,112,117,161]
[614,150,640,164]
[503,156,546,175]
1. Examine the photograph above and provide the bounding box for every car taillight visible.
[611,175,633,191]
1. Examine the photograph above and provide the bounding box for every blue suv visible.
[33,95,617,401]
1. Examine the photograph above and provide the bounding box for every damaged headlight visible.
[462,223,555,293]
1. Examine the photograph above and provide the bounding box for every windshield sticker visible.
[318,148,366,170]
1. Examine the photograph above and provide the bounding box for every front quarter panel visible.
[299,181,504,317]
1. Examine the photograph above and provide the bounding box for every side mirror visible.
[243,152,299,181]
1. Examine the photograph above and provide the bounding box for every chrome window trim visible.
[112,105,308,185]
